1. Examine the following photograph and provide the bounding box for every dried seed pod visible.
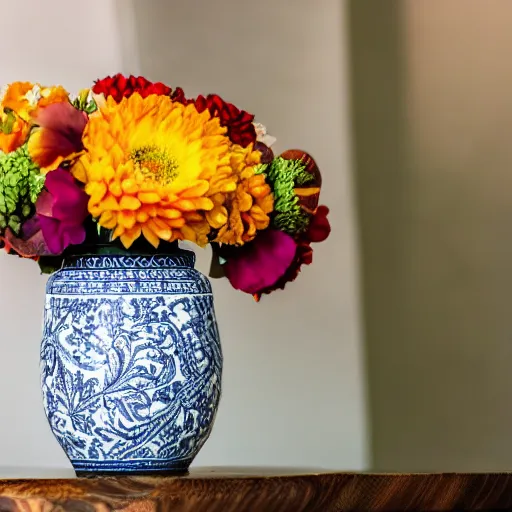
[254,141,274,165]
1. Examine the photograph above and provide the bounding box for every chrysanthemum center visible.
[131,145,179,184]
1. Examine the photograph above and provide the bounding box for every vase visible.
[40,250,222,476]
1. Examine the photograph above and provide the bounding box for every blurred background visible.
[0,0,511,475]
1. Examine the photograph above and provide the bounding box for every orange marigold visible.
[211,144,274,245]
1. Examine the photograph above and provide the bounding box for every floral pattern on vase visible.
[40,251,222,475]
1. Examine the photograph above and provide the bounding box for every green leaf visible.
[85,98,98,114]
[38,256,65,275]
[0,110,16,135]
[8,215,21,235]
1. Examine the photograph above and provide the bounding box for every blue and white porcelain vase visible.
[40,249,222,475]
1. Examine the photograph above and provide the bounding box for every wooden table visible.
[0,468,511,511]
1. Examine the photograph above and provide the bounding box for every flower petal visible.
[35,168,89,254]
[224,230,297,294]
[28,102,87,173]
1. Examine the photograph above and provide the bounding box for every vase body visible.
[40,251,222,475]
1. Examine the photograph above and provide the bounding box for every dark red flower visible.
[196,94,256,148]
[170,87,193,105]
[92,74,172,102]
[306,205,331,243]
[95,79,257,147]
[173,90,256,148]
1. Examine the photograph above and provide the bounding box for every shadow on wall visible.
[348,0,410,472]
[350,0,512,471]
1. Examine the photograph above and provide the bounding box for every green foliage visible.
[0,145,44,235]
[257,157,314,235]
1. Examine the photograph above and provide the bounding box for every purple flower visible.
[224,230,297,295]
[36,168,89,255]
[1,216,50,259]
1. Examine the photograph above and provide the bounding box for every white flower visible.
[253,122,277,147]
[24,84,41,106]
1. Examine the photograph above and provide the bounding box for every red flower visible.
[170,87,193,105]
[97,80,257,147]
[196,94,256,148]
[92,74,172,102]
[306,205,331,243]
[172,90,256,148]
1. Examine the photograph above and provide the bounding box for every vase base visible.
[76,469,190,478]
[72,459,192,476]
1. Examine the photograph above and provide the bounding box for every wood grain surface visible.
[0,468,511,511]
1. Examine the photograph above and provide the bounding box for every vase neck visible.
[61,251,196,270]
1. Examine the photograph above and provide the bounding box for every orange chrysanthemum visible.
[2,82,68,122]
[73,93,239,249]
[212,144,274,245]
[0,82,69,154]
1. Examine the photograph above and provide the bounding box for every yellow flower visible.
[74,93,237,249]
[212,143,274,245]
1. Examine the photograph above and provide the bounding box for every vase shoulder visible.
[61,251,196,270]
[46,251,212,297]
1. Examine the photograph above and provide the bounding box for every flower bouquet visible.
[0,75,330,298]
[0,75,331,474]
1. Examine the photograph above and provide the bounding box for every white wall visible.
[0,0,367,474]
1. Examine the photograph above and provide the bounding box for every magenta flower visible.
[36,168,89,255]
[224,230,297,295]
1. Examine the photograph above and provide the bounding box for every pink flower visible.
[36,168,89,255]
[224,230,297,294]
